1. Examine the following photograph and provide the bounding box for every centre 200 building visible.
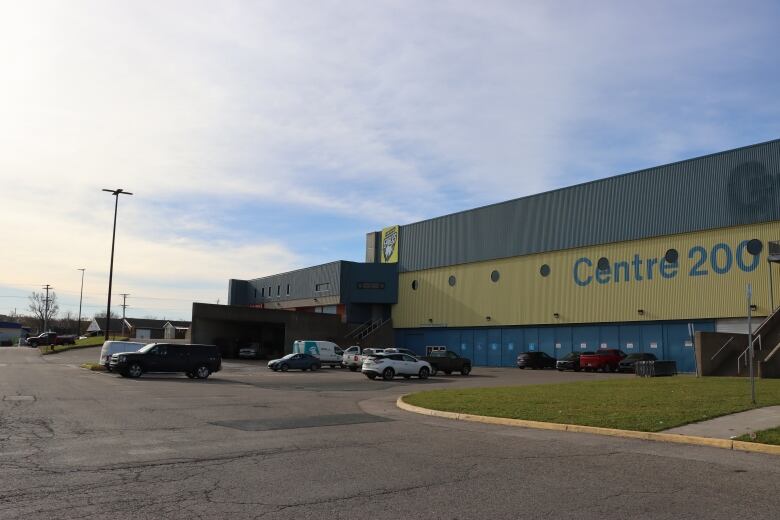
[216,139,780,372]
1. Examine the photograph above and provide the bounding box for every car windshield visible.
[138,344,156,353]
[281,353,296,360]
[562,353,577,360]
[625,354,643,360]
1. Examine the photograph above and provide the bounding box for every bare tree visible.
[28,291,59,332]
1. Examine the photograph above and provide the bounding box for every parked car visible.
[238,344,260,359]
[267,353,321,372]
[619,352,658,373]
[99,340,145,371]
[419,350,472,375]
[110,343,221,379]
[292,340,344,368]
[556,351,593,371]
[341,346,365,371]
[516,351,557,369]
[26,332,76,347]
[579,349,627,372]
[362,353,432,381]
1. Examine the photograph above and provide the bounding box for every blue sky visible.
[1,1,779,320]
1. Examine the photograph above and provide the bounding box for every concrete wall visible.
[695,331,749,376]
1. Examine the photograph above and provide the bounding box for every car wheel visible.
[349,366,358,372]
[186,372,195,379]
[382,368,395,381]
[419,367,430,380]
[106,366,113,373]
[280,364,289,372]
[195,365,210,379]
[366,373,376,380]
[557,368,564,372]
[461,365,471,376]
[310,364,319,371]
[128,363,143,378]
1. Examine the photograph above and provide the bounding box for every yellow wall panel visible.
[393,222,780,328]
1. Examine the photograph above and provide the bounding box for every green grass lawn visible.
[40,335,128,354]
[736,427,780,445]
[403,377,780,432]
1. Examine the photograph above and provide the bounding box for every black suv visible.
[516,351,556,369]
[110,343,221,379]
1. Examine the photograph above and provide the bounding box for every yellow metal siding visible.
[393,222,780,328]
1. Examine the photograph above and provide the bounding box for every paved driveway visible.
[1,346,778,519]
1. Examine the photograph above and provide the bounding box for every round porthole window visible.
[664,249,679,264]
[540,264,551,277]
[747,239,763,256]
[491,270,500,282]
[448,275,456,287]
[597,257,610,272]
[411,280,418,290]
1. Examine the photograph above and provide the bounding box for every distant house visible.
[86,318,125,336]
[124,318,191,340]
[0,321,23,344]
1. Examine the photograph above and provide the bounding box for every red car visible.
[579,349,626,372]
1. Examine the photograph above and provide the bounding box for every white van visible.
[99,341,145,371]
[292,340,344,368]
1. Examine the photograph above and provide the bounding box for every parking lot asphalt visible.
[2,346,779,519]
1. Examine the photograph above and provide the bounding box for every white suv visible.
[342,347,386,372]
[362,353,432,381]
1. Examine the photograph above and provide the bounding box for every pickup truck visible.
[579,349,626,372]
[26,332,77,347]
[419,350,472,376]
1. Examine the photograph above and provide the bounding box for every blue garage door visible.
[474,330,488,366]
[502,328,521,367]
[619,324,641,354]
[459,330,474,362]
[573,326,600,352]
[599,325,620,350]
[403,332,426,357]
[665,323,696,373]
[641,324,664,358]
[524,328,539,354]
[555,327,573,357]
[539,327,557,358]
[487,329,502,367]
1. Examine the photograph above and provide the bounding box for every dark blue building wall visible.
[395,320,716,373]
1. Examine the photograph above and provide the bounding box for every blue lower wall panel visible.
[395,320,715,372]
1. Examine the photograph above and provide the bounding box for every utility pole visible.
[747,283,756,404]
[77,269,85,337]
[119,293,129,337]
[42,284,52,333]
[102,188,133,341]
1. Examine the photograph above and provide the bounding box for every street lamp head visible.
[102,188,134,196]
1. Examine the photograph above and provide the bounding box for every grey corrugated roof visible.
[396,139,780,272]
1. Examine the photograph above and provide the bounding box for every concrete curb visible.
[396,396,780,456]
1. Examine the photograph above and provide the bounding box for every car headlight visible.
[118,355,126,362]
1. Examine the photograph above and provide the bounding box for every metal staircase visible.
[346,318,391,342]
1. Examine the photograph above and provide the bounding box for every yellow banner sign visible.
[381,225,399,263]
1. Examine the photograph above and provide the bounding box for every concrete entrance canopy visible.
[191,303,350,359]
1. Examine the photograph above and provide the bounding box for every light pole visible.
[77,268,85,337]
[102,188,133,341]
